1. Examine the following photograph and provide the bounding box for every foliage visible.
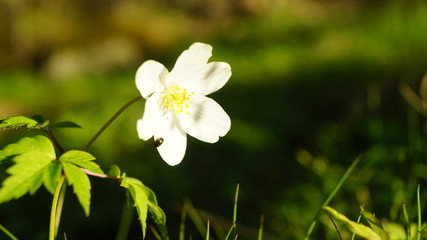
[323,206,381,240]
[0,135,56,202]
[0,115,49,130]
[323,205,427,240]
[0,116,168,239]
[121,174,168,239]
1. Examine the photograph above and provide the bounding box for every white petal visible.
[154,114,187,166]
[167,43,213,87]
[137,93,162,140]
[181,61,231,96]
[135,60,168,98]
[178,94,231,143]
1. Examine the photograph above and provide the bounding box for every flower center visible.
[161,85,194,114]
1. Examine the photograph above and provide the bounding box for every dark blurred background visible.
[1,0,427,239]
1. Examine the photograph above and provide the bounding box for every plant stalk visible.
[49,175,66,240]
[0,224,18,240]
[83,95,143,151]
[115,191,134,240]
[43,129,65,154]
[417,184,421,240]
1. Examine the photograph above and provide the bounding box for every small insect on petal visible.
[135,43,231,165]
[154,137,164,148]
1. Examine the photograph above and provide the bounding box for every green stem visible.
[43,129,65,154]
[80,168,121,182]
[232,183,239,238]
[417,184,421,240]
[304,155,361,240]
[205,220,210,240]
[257,215,264,240]
[0,224,18,240]
[115,191,134,240]
[403,201,411,240]
[179,203,187,240]
[350,211,363,240]
[50,175,66,240]
[83,95,143,151]
[54,181,67,237]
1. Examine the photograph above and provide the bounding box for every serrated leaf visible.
[49,121,82,129]
[62,161,91,216]
[140,184,168,239]
[0,135,55,162]
[0,136,56,202]
[323,206,381,240]
[59,150,103,175]
[361,207,390,240]
[0,116,38,129]
[0,151,55,203]
[121,174,149,238]
[43,161,63,194]
[0,115,49,130]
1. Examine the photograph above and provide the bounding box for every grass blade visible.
[0,224,18,240]
[206,220,210,240]
[149,225,162,240]
[225,183,240,240]
[417,184,421,240]
[350,210,363,240]
[233,184,239,225]
[257,214,264,240]
[224,223,236,240]
[179,203,187,240]
[184,199,207,237]
[402,202,410,240]
[304,155,361,240]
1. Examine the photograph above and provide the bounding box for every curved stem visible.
[43,129,65,155]
[54,180,67,237]
[49,175,66,240]
[83,95,143,151]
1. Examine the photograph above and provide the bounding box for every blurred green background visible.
[1,0,427,239]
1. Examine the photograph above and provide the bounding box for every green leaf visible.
[107,164,121,178]
[0,151,55,203]
[323,206,381,240]
[62,161,91,216]
[0,115,49,130]
[59,150,103,175]
[121,174,149,238]
[361,207,390,240]
[141,185,168,239]
[0,136,56,202]
[382,222,406,240]
[59,150,102,217]
[0,135,55,162]
[49,121,82,129]
[121,174,169,239]
[43,161,63,194]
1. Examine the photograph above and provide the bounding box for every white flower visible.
[135,42,232,166]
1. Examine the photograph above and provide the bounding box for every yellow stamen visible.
[161,85,194,114]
